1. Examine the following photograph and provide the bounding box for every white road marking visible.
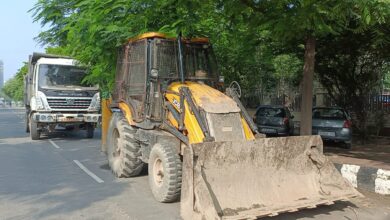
[73,160,104,183]
[49,140,61,149]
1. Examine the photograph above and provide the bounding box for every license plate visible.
[59,117,82,122]
[318,131,335,137]
[261,128,276,133]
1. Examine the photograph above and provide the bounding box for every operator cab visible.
[114,32,223,125]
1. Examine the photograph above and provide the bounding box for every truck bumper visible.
[32,113,100,123]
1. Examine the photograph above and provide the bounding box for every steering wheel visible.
[229,81,242,98]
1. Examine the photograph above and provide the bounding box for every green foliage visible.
[29,0,285,95]
[316,27,390,136]
[383,63,390,89]
[237,0,388,40]
[273,54,303,86]
[31,0,218,93]
[2,64,28,101]
[30,0,389,109]
[45,46,70,56]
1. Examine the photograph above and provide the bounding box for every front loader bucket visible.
[181,135,360,220]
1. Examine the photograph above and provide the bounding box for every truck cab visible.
[25,53,100,140]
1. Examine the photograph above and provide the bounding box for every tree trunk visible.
[300,36,316,135]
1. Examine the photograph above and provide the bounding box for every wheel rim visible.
[153,158,164,187]
[112,129,121,158]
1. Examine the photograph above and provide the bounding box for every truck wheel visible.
[25,113,30,133]
[65,125,75,131]
[30,116,40,140]
[86,123,94,138]
[148,143,182,202]
[106,113,144,177]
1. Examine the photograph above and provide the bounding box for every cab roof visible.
[127,32,209,44]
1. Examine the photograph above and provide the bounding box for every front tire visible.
[65,125,75,131]
[25,112,30,133]
[148,143,182,203]
[106,113,144,177]
[86,123,94,138]
[30,116,40,140]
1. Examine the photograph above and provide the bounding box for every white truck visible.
[24,53,100,140]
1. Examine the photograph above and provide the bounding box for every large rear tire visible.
[148,143,182,203]
[106,113,144,177]
[30,116,40,140]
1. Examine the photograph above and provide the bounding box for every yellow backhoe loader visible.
[101,32,360,219]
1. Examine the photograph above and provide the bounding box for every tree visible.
[272,54,303,95]
[31,0,295,98]
[31,0,389,134]
[232,0,388,135]
[2,64,28,101]
[316,26,390,138]
[383,63,390,89]
[31,0,216,93]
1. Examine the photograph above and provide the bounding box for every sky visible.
[0,1,45,82]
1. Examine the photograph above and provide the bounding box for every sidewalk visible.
[324,137,390,195]
[325,138,390,170]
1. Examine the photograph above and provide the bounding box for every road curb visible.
[334,163,390,195]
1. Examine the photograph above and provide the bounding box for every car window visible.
[312,108,346,120]
[256,108,286,117]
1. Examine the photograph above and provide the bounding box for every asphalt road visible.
[0,107,389,220]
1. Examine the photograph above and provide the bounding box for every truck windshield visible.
[38,64,91,88]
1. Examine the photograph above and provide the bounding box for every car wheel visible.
[343,142,352,149]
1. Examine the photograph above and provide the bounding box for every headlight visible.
[31,92,48,111]
[89,92,101,111]
[37,91,50,110]
[35,97,45,110]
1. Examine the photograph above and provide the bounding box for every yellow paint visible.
[168,81,238,113]
[241,117,255,140]
[167,112,179,128]
[101,98,112,151]
[102,81,252,146]
[118,102,135,126]
[127,32,210,44]
[127,32,167,42]
[165,92,205,144]
[101,100,135,151]
[165,81,255,144]
[190,38,209,43]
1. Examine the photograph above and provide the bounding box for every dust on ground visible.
[325,136,390,170]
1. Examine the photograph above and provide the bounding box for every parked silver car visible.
[254,105,294,136]
[312,107,352,149]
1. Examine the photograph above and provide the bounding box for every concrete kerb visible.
[334,163,390,195]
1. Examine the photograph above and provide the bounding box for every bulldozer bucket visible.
[180,135,360,220]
